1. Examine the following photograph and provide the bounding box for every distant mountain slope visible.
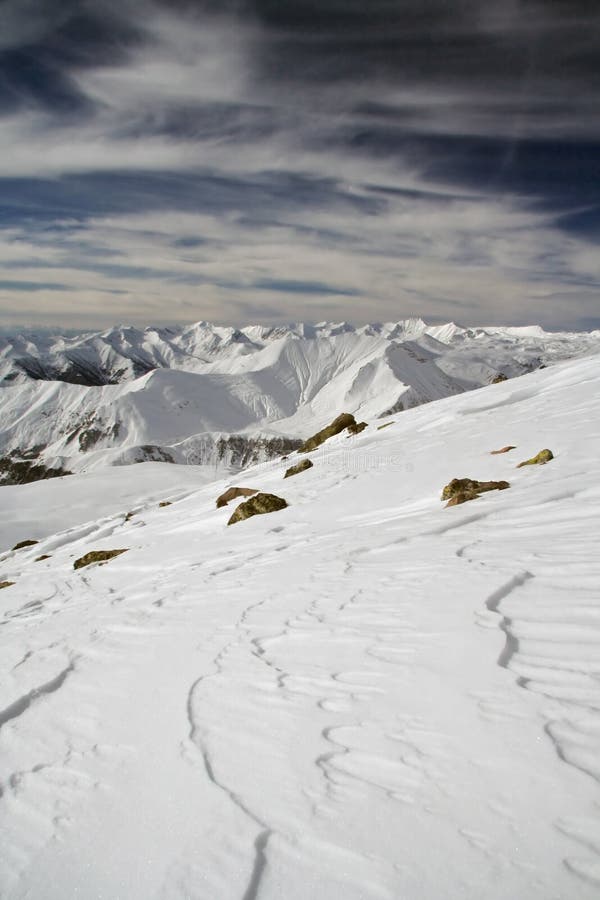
[0,319,598,480]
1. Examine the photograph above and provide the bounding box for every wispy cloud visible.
[0,0,598,330]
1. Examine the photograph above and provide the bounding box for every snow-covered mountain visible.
[1,354,599,898]
[1,319,599,480]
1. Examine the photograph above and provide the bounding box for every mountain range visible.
[1,318,599,481]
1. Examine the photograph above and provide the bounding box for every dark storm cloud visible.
[0,1,142,116]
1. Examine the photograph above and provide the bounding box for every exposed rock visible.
[78,428,104,452]
[284,459,313,479]
[125,511,135,521]
[491,445,516,455]
[35,555,52,562]
[74,549,128,570]
[0,581,15,590]
[131,445,175,464]
[15,355,150,386]
[442,477,510,507]
[214,435,302,468]
[12,539,39,551]
[216,486,259,508]
[0,456,72,486]
[377,422,394,430]
[298,413,357,453]
[491,373,508,384]
[227,492,288,525]
[517,449,554,468]
[347,421,368,436]
[159,501,172,508]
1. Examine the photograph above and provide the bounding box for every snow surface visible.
[0,462,214,550]
[1,354,599,898]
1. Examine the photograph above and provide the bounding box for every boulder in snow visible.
[517,449,554,468]
[74,549,129,570]
[284,459,313,479]
[442,477,510,507]
[227,492,288,525]
[298,413,357,453]
[347,421,368,436]
[12,539,39,551]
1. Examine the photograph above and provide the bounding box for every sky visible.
[0,0,598,332]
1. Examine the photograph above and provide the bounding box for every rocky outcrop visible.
[298,413,357,453]
[216,486,259,508]
[284,459,313,479]
[227,492,288,525]
[0,581,15,589]
[12,539,39,551]
[74,549,128,570]
[215,435,302,468]
[159,501,172,508]
[491,445,516,455]
[35,555,51,562]
[517,449,554,468]
[0,456,72,486]
[491,373,508,384]
[183,435,302,469]
[442,477,510,507]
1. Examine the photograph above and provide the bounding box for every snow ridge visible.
[1,319,599,479]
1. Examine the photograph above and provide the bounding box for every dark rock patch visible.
[284,459,313,479]
[12,539,39,551]
[491,445,516,455]
[298,413,357,453]
[491,373,508,384]
[215,435,302,468]
[132,445,176,464]
[159,501,172,508]
[0,581,15,590]
[517,449,554,468]
[74,549,128,570]
[35,555,52,562]
[377,422,394,430]
[227,492,288,525]
[347,421,368,436]
[442,477,510,507]
[0,457,72,486]
[78,428,104,452]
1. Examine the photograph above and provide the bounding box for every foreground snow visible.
[1,355,599,898]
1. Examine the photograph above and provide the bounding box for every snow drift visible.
[0,353,599,898]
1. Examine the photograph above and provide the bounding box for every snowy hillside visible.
[1,355,599,898]
[1,319,599,479]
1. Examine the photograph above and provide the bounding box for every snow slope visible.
[0,462,215,551]
[0,355,599,898]
[1,319,599,476]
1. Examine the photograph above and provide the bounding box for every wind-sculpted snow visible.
[1,319,599,481]
[0,355,599,897]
